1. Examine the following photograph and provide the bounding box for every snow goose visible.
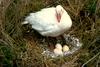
[22,5,72,37]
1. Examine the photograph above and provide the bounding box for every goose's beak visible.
[56,12,61,23]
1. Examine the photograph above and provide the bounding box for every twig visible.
[81,52,100,67]
[0,39,9,45]
[67,0,76,12]
[96,56,100,67]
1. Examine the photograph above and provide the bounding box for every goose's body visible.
[23,5,72,37]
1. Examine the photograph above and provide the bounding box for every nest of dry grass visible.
[0,0,100,67]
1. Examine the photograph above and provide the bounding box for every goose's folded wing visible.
[26,9,57,32]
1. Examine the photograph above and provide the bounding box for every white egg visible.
[62,45,69,52]
[55,43,62,50]
[53,48,63,56]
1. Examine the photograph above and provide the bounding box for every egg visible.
[53,48,63,56]
[53,43,63,56]
[55,43,62,50]
[62,45,69,52]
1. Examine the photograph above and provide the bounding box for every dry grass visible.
[0,0,100,67]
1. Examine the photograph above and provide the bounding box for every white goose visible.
[22,5,72,37]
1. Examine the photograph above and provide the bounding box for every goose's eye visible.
[61,9,64,14]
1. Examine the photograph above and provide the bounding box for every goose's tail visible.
[22,21,29,24]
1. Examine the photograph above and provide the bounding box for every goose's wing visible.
[25,7,58,32]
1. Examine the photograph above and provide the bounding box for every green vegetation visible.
[0,0,100,67]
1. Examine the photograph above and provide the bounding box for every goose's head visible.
[55,5,64,23]
[55,5,72,31]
